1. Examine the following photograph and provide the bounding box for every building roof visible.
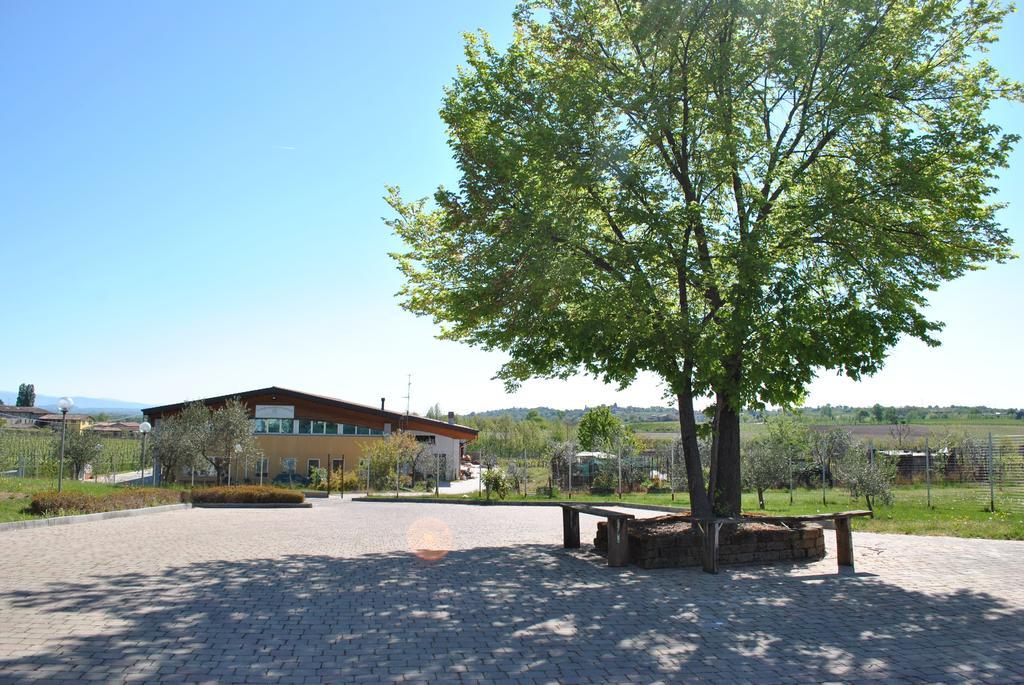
[88,421,141,432]
[37,413,91,422]
[142,386,479,438]
[0,406,49,416]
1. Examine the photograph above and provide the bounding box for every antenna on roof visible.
[401,374,411,432]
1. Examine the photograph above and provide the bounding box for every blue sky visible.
[1,1,1021,413]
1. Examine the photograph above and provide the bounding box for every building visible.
[0,406,49,428]
[37,413,92,433]
[87,421,142,438]
[141,386,478,482]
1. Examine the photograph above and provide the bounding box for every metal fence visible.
[879,434,1024,512]
[479,433,1024,512]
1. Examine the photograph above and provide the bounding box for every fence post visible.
[669,442,675,502]
[924,437,931,509]
[366,457,371,496]
[617,441,622,500]
[18,455,24,478]
[821,456,827,506]
[987,432,995,513]
[788,454,793,506]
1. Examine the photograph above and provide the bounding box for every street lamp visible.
[56,397,73,493]
[139,421,152,485]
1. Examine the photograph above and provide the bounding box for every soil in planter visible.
[595,514,826,569]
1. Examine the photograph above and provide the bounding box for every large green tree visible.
[16,383,35,407]
[387,0,1018,516]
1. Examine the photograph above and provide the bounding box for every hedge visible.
[189,485,305,504]
[29,488,185,517]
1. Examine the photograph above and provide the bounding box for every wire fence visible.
[477,433,1024,512]
[0,429,144,481]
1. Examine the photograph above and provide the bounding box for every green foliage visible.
[29,487,183,516]
[836,452,899,510]
[743,416,811,506]
[190,486,304,504]
[482,467,511,500]
[361,431,425,491]
[387,0,1019,516]
[51,427,102,479]
[313,468,362,493]
[16,383,35,407]
[155,399,263,485]
[589,469,615,495]
[577,406,623,452]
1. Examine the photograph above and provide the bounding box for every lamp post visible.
[139,421,152,485]
[56,397,73,493]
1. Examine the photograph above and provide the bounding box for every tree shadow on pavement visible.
[0,545,1021,684]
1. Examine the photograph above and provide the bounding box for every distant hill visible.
[0,391,149,415]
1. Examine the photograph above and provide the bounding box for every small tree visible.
[152,407,206,484]
[836,449,898,512]
[205,399,262,484]
[482,467,511,501]
[742,438,791,510]
[16,383,35,407]
[889,423,912,449]
[52,428,101,480]
[361,431,422,491]
[577,406,623,453]
[811,428,856,504]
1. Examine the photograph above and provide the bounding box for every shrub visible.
[589,469,615,495]
[190,486,305,504]
[482,468,511,500]
[29,488,184,517]
[311,469,363,492]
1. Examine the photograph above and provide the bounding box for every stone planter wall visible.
[595,515,825,569]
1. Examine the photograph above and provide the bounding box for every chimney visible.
[447,411,455,425]
[381,398,386,411]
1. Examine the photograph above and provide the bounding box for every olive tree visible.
[387,0,1018,516]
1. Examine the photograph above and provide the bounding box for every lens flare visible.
[406,516,453,562]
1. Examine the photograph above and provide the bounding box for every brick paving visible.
[0,500,1021,684]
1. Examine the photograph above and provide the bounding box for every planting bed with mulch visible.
[189,485,305,504]
[596,513,825,569]
[29,488,185,517]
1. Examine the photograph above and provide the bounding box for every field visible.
[403,484,1024,540]
[0,429,143,477]
[634,420,1024,447]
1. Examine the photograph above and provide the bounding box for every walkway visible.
[0,501,1021,684]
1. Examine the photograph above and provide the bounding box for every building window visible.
[282,458,297,474]
[298,420,312,434]
[308,458,320,476]
[256,458,269,477]
[253,419,266,434]
[416,435,436,445]
[342,424,357,435]
[325,422,338,435]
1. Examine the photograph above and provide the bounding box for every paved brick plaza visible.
[0,501,1022,684]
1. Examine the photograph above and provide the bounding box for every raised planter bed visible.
[595,514,825,569]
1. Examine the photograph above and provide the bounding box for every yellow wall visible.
[252,434,381,478]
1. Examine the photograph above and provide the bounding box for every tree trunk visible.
[713,397,742,517]
[676,392,712,517]
[757,487,765,510]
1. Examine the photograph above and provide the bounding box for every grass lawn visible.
[0,478,142,523]
[381,485,1024,540]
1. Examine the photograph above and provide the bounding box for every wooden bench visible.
[561,504,635,567]
[683,509,874,574]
